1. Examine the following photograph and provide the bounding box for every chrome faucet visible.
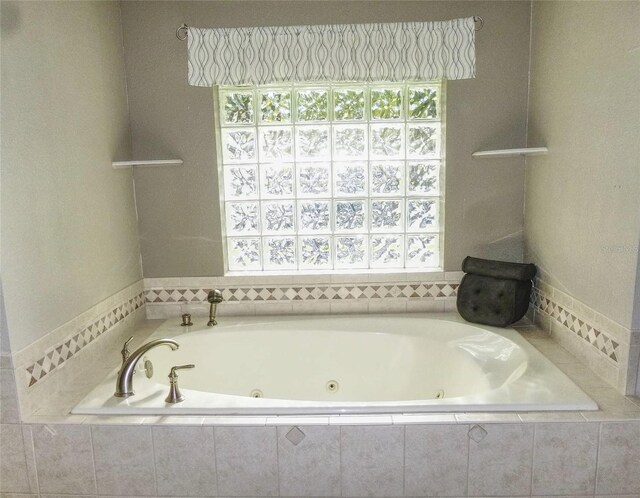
[207,289,223,326]
[114,339,179,398]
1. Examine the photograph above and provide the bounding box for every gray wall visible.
[120,1,532,277]
[0,1,142,352]
[525,1,640,329]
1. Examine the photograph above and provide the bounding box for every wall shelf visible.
[472,147,548,158]
[112,159,183,169]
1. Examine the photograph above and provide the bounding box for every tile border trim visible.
[144,281,459,304]
[24,283,145,388]
[531,281,622,364]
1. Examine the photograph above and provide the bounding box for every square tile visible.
[152,426,216,497]
[215,426,278,496]
[33,424,96,495]
[405,424,468,497]
[596,422,640,494]
[532,422,598,495]
[341,425,404,497]
[468,423,534,497]
[92,425,156,496]
[278,425,340,497]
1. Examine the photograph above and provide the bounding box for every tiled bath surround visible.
[9,281,147,417]
[3,285,640,496]
[3,321,640,498]
[143,272,462,319]
[531,277,640,395]
[2,412,640,496]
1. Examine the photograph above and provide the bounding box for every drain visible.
[326,380,339,393]
[250,389,263,398]
[435,389,445,399]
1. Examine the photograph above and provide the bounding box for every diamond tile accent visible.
[26,291,145,387]
[145,283,458,305]
[532,284,621,364]
[285,426,306,445]
[468,424,488,443]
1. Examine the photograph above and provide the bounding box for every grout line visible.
[530,422,537,495]
[90,426,99,496]
[88,424,98,495]
[593,421,603,495]
[401,424,406,497]
[209,426,219,497]
[339,425,343,497]
[23,424,40,496]
[213,426,222,497]
[465,423,471,497]
[274,425,280,497]
[149,426,159,497]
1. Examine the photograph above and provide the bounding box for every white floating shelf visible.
[112,159,183,169]
[472,147,548,158]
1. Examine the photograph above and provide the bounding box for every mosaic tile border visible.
[531,285,621,364]
[25,291,145,387]
[145,282,459,304]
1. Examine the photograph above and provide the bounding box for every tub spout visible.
[114,339,179,398]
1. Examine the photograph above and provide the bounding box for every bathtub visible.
[72,313,597,415]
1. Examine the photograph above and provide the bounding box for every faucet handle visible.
[121,336,134,365]
[169,364,195,378]
[166,364,195,404]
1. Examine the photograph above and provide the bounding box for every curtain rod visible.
[175,16,484,40]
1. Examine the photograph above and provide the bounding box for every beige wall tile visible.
[152,426,217,497]
[33,425,96,495]
[405,424,469,497]
[277,425,340,497]
[0,424,31,494]
[329,300,369,314]
[340,425,404,497]
[92,425,156,496]
[214,426,278,497]
[367,298,407,314]
[289,302,331,315]
[406,299,445,313]
[532,422,599,495]
[596,421,640,495]
[468,423,534,496]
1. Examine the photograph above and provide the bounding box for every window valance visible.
[186,17,476,87]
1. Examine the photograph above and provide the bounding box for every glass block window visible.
[216,82,443,272]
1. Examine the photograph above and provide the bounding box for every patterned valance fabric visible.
[187,18,476,87]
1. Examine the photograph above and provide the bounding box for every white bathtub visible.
[73,313,597,415]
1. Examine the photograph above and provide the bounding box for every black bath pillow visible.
[461,256,536,281]
[457,257,537,327]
